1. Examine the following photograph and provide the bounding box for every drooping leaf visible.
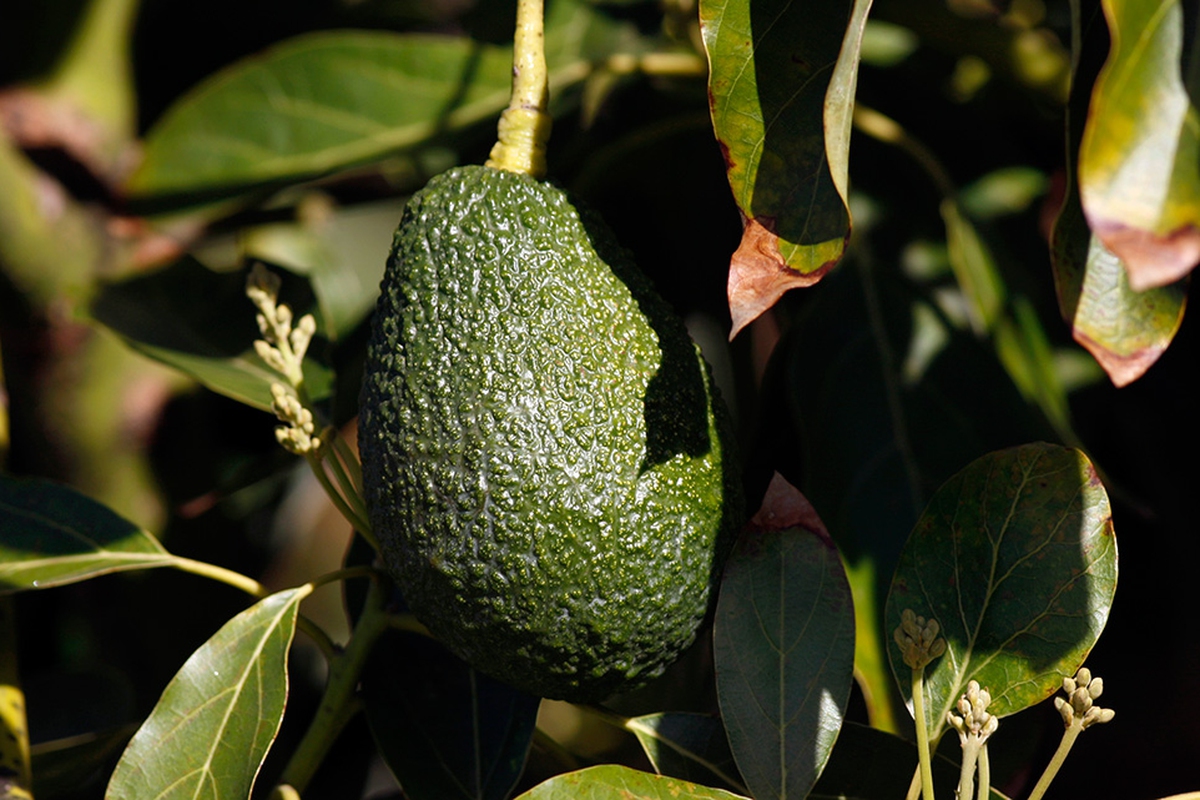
[362,627,539,800]
[885,443,1117,740]
[713,474,856,800]
[91,258,333,412]
[701,0,872,335]
[627,713,742,793]
[105,587,309,800]
[1078,0,1200,290]
[0,476,173,592]
[514,764,750,800]
[1052,4,1187,386]
[763,258,1054,731]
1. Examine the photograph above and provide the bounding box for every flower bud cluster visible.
[894,608,947,670]
[1055,667,1114,730]
[948,680,999,745]
[270,384,321,455]
[247,263,316,388]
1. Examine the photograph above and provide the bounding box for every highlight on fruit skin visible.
[358,164,743,702]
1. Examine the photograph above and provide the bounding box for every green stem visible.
[324,443,370,531]
[485,0,551,177]
[1027,723,1082,800]
[957,738,979,800]
[273,575,392,795]
[305,450,376,550]
[331,433,364,494]
[912,666,937,800]
[169,556,268,597]
[977,742,990,800]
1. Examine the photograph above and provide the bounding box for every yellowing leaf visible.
[1078,0,1200,290]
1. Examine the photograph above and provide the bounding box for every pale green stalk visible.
[977,743,991,800]
[912,667,937,800]
[894,609,946,800]
[485,0,551,177]
[1027,668,1114,800]
[1027,724,1081,800]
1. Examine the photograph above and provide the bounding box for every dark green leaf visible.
[362,628,538,800]
[0,476,172,592]
[1078,0,1200,289]
[105,587,308,800]
[514,765,749,800]
[627,713,742,793]
[701,0,871,334]
[91,258,333,412]
[714,475,856,800]
[885,443,1117,739]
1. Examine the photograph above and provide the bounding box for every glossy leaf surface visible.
[886,443,1117,739]
[91,258,333,412]
[362,627,538,800]
[1078,0,1200,289]
[701,0,871,335]
[627,713,742,792]
[714,474,855,800]
[515,765,749,800]
[0,476,173,592]
[105,587,308,799]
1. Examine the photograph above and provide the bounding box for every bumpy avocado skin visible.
[359,165,742,702]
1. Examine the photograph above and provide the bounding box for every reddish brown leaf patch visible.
[1092,217,1200,291]
[727,216,835,339]
[1072,328,1173,388]
[747,472,829,540]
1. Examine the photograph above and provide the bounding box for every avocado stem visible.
[485,0,551,178]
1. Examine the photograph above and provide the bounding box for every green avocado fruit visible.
[359,164,742,702]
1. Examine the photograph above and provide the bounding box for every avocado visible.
[359,164,742,701]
